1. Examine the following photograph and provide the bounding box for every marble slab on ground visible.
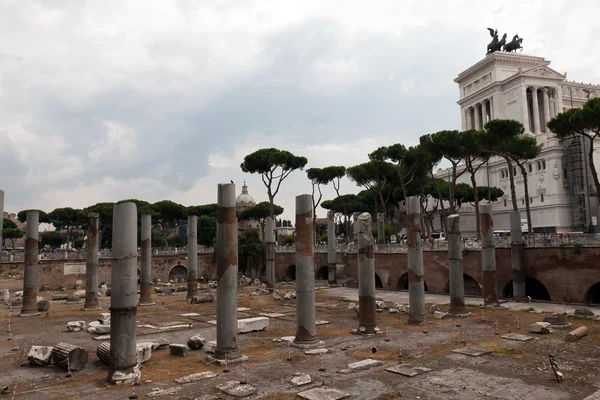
[93,334,110,341]
[216,380,256,397]
[451,347,491,357]
[237,307,251,312]
[259,306,295,314]
[316,320,330,326]
[179,313,200,317]
[305,348,328,355]
[314,302,339,308]
[259,312,286,318]
[386,364,432,377]
[297,388,351,400]
[501,333,534,342]
[338,358,383,374]
[174,371,217,384]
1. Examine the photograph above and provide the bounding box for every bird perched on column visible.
[230,180,234,184]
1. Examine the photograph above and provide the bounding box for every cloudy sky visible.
[1,0,599,222]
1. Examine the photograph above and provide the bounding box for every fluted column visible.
[542,88,551,132]
[480,101,487,126]
[531,86,541,134]
[465,108,472,130]
[489,97,495,120]
[556,86,564,114]
[522,84,531,133]
[474,104,482,130]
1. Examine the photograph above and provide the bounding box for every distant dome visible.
[236,181,256,207]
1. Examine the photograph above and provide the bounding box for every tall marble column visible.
[531,86,541,134]
[556,86,564,115]
[139,214,154,306]
[357,212,377,334]
[326,211,336,285]
[21,211,40,316]
[376,213,385,245]
[406,196,425,324]
[465,108,472,130]
[187,215,198,300]
[522,85,531,133]
[265,217,276,288]
[510,211,526,301]
[480,101,487,126]
[489,97,495,120]
[108,202,138,382]
[542,88,551,132]
[474,104,482,130]
[447,214,467,315]
[82,212,101,310]
[480,205,499,306]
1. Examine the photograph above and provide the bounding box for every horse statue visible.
[504,34,524,52]
[486,28,498,54]
[494,33,507,52]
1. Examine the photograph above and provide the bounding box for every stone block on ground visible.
[27,345,54,366]
[74,290,86,298]
[67,321,86,332]
[297,388,351,400]
[529,322,552,334]
[574,308,595,317]
[451,347,491,357]
[190,293,215,304]
[52,294,68,301]
[501,333,534,342]
[216,380,257,397]
[291,373,312,386]
[98,313,111,325]
[386,364,432,377]
[175,371,217,384]
[88,324,110,334]
[169,344,189,357]
[136,342,154,364]
[65,294,82,303]
[37,300,50,312]
[304,348,328,355]
[338,358,382,374]
[238,317,269,333]
[187,334,206,350]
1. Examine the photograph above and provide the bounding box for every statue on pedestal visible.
[504,34,524,52]
[487,28,507,54]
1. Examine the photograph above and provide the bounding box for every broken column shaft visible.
[294,194,319,345]
[357,212,377,334]
[481,204,499,306]
[326,210,336,285]
[352,212,360,244]
[377,213,385,245]
[21,210,40,316]
[82,212,101,310]
[187,215,198,300]
[265,217,275,289]
[447,214,467,315]
[406,196,425,324]
[510,210,526,301]
[215,183,241,360]
[108,202,138,382]
[139,214,154,306]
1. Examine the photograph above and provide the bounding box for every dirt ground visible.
[1,277,600,400]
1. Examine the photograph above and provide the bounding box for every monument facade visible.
[436,51,600,234]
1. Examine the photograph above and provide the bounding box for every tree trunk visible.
[268,191,275,219]
[519,165,533,240]
[470,172,481,239]
[505,158,519,211]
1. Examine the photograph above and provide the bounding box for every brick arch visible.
[443,274,482,296]
[501,276,552,301]
[584,282,600,305]
[168,264,188,282]
[397,271,429,292]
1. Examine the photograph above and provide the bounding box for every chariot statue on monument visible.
[486,28,507,54]
[503,34,524,52]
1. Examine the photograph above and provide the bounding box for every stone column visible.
[108,202,138,382]
[357,212,377,334]
[326,211,336,285]
[556,86,564,115]
[542,88,551,132]
[522,85,531,133]
[139,214,154,306]
[480,204,499,306]
[510,211,526,301]
[294,194,319,345]
[0,190,3,263]
[480,101,487,125]
[474,104,482,130]
[406,196,425,324]
[465,108,472,130]
[447,214,467,315]
[531,86,540,133]
[187,215,198,300]
[21,210,40,316]
[265,217,276,289]
[352,212,361,243]
[82,212,101,311]
[489,97,495,120]
[215,183,241,360]
[376,213,385,244]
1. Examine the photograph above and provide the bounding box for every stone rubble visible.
[529,322,552,334]
[27,345,54,366]
[169,344,189,357]
[67,321,86,332]
[187,334,206,350]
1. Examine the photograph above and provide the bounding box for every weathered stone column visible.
[352,212,361,243]
[21,211,40,316]
[481,204,499,306]
[139,214,154,306]
[542,88,551,131]
[0,190,3,263]
[522,84,531,133]
[215,183,241,360]
[377,213,385,245]
[187,215,198,300]
[294,194,319,346]
[531,86,541,134]
[474,104,482,130]
[265,217,276,289]
[82,212,101,311]
[406,196,425,324]
[357,212,377,334]
[447,214,467,315]
[108,202,138,382]
[510,210,526,301]
[326,210,336,285]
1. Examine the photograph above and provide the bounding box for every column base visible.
[447,312,471,318]
[407,315,425,325]
[81,305,103,311]
[108,369,136,385]
[351,326,380,336]
[290,340,324,349]
[207,354,248,366]
[511,296,529,303]
[481,303,503,309]
[19,311,40,317]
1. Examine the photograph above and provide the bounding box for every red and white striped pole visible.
[65,356,73,377]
